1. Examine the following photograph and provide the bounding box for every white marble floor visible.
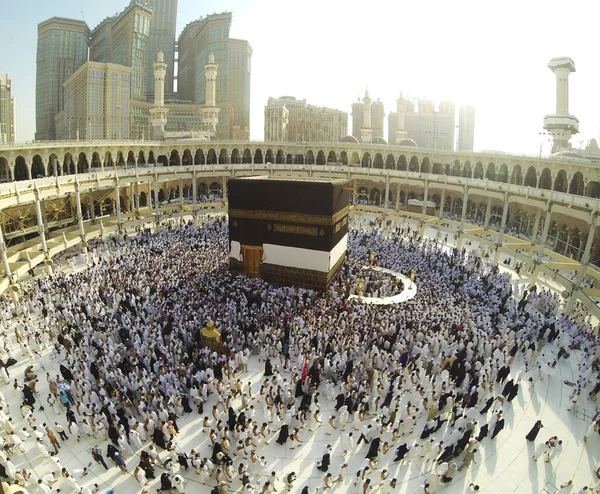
[3,327,599,494]
[2,235,600,494]
[347,266,418,305]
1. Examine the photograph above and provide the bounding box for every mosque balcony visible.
[543,114,579,133]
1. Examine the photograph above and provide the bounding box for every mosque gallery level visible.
[0,140,599,319]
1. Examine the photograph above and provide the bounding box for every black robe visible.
[491,418,505,439]
[276,425,289,445]
[317,452,330,472]
[394,443,409,461]
[264,358,273,377]
[476,424,489,442]
[153,428,167,449]
[525,421,543,441]
[365,437,381,460]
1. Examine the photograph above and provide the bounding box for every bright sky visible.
[2,0,599,155]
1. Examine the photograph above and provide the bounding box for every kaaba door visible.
[242,245,262,276]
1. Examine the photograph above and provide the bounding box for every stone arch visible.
[116,151,125,167]
[0,156,9,182]
[463,161,472,178]
[157,154,168,166]
[295,154,304,164]
[137,151,146,165]
[357,186,368,203]
[569,171,584,195]
[157,188,166,203]
[48,153,59,177]
[408,156,419,172]
[361,152,371,168]
[398,155,407,171]
[524,166,537,187]
[265,149,274,163]
[420,157,431,174]
[276,149,285,164]
[473,162,484,180]
[538,167,552,190]
[485,162,496,181]
[373,153,383,169]
[286,153,293,164]
[553,169,567,192]
[219,148,229,164]
[444,163,451,175]
[207,148,217,165]
[340,151,348,166]
[498,163,508,183]
[64,152,74,175]
[350,151,360,165]
[139,191,148,207]
[169,149,179,166]
[370,188,381,205]
[316,150,326,166]
[432,162,443,175]
[452,160,461,176]
[77,152,89,174]
[148,151,155,165]
[586,181,600,198]
[242,148,252,164]
[182,149,193,166]
[511,165,523,185]
[209,181,222,198]
[127,151,136,166]
[193,149,204,165]
[230,148,239,165]
[385,154,395,170]
[90,152,101,169]
[105,151,114,168]
[254,149,263,164]
[327,150,337,164]
[306,150,315,164]
[32,155,45,178]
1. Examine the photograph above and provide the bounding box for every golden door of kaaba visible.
[243,246,262,276]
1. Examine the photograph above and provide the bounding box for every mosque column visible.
[153,175,160,226]
[384,176,390,215]
[134,182,140,215]
[352,180,358,205]
[99,158,104,172]
[456,187,469,250]
[0,223,17,304]
[114,180,122,232]
[179,179,184,211]
[531,208,541,243]
[565,216,598,314]
[483,196,492,229]
[222,175,228,205]
[493,194,509,263]
[192,171,198,226]
[395,183,401,211]
[530,203,552,285]
[34,189,53,277]
[74,182,88,258]
[439,188,446,219]
[419,180,429,235]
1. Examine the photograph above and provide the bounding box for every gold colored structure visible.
[200,321,222,353]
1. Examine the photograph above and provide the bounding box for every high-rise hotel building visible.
[0,74,15,144]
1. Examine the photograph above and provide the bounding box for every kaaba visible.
[228,176,350,291]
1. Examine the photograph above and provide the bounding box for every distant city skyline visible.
[2,0,599,155]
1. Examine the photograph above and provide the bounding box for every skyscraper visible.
[228,39,252,140]
[177,13,252,139]
[90,2,152,101]
[36,17,90,141]
[56,61,131,140]
[0,74,15,144]
[371,99,385,140]
[458,104,475,152]
[143,0,178,98]
[351,101,363,142]
[264,96,347,143]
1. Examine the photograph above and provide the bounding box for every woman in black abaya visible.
[365,437,381,460]
[525,420,543,441]
[275,424,289,445]
[264,358,273,377]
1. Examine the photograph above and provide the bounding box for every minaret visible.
[360,88,373,143]
[543,57,579,153]
[201,54,220,138]
[395,92,409,144]
[149,50,169,140]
